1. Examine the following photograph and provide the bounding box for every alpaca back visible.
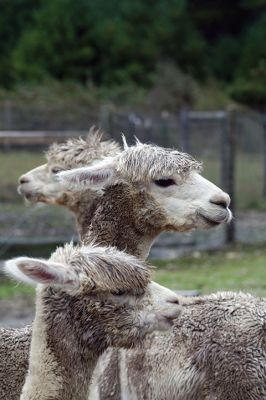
[0,326,31,400]
[90,292,266,400]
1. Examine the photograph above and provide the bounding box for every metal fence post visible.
[220,108,236,244]
[4,101,12,130]
[263,115,266,197]
[180,107,190,153]
[99,104,110,134]
[160,111,170,146]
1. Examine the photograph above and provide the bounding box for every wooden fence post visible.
[180,107,190,153]
[220,108,236,244]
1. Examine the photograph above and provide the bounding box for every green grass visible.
[1,244,266,299]
[153,244,266,297]
[0,278,34,298]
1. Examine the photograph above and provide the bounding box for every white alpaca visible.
[55,142,266,400]
[5,243,180,400]
[18,127,121,239]
[19,136,231,255]
[3,138,234,399]
[57,140,231,259]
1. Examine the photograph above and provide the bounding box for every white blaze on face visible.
[148,171,231,230]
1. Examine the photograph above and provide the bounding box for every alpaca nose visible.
[19,175,30,185]
[210,192,231,208]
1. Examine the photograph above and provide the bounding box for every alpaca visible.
[18,127,121,238]
[3,293,266,400]
[19,139,231,259]
[54,142,266,400]
[13,138,232,399]
[114,291,266,400]
[4,243,181,400]
[0,326,32,400]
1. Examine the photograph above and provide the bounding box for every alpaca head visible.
[5,243,181,351]
[17,127,120,206]
[58,140,232,233]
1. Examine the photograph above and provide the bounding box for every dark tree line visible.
[1,0,266,106]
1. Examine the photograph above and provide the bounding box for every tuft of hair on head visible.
[134,136,142,146]
[121,134,129,150]
[116,142,202,183]
[52,242,151,293]
[87,125,103,140]
[45,126,121,169]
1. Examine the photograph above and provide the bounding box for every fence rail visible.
[1,107,266,246]
[0,130,87,146]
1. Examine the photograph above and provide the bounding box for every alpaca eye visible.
[112,289,125,296]
[51,167,63,174]
[154,179,176,187]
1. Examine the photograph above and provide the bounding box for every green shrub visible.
[231,61,266,108]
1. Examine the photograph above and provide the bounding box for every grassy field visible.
[0,279,34,298]
[1,244,266,299]
[153,244,266,297]
[1,150,266,209]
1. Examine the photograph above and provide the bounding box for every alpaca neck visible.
[21,288,100,400]
[74,190,98,239]
[59,190,98,239]
[81,184,167,259]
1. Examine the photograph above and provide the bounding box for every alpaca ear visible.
[57,158,116,191]
[5,257,79,288]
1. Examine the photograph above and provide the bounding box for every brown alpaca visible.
[5,243,180,400]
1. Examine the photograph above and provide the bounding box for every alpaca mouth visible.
[18,186,39,203]
[198,209,231,227]
[199,214,221,227]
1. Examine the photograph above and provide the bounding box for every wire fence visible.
[1,105,266,257]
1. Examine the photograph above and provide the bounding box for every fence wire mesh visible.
[1,106,266,258]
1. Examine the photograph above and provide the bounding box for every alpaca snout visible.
[18,175,30,185]
[209,192,231,209]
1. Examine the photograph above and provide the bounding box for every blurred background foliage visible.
[1,0,266,109]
